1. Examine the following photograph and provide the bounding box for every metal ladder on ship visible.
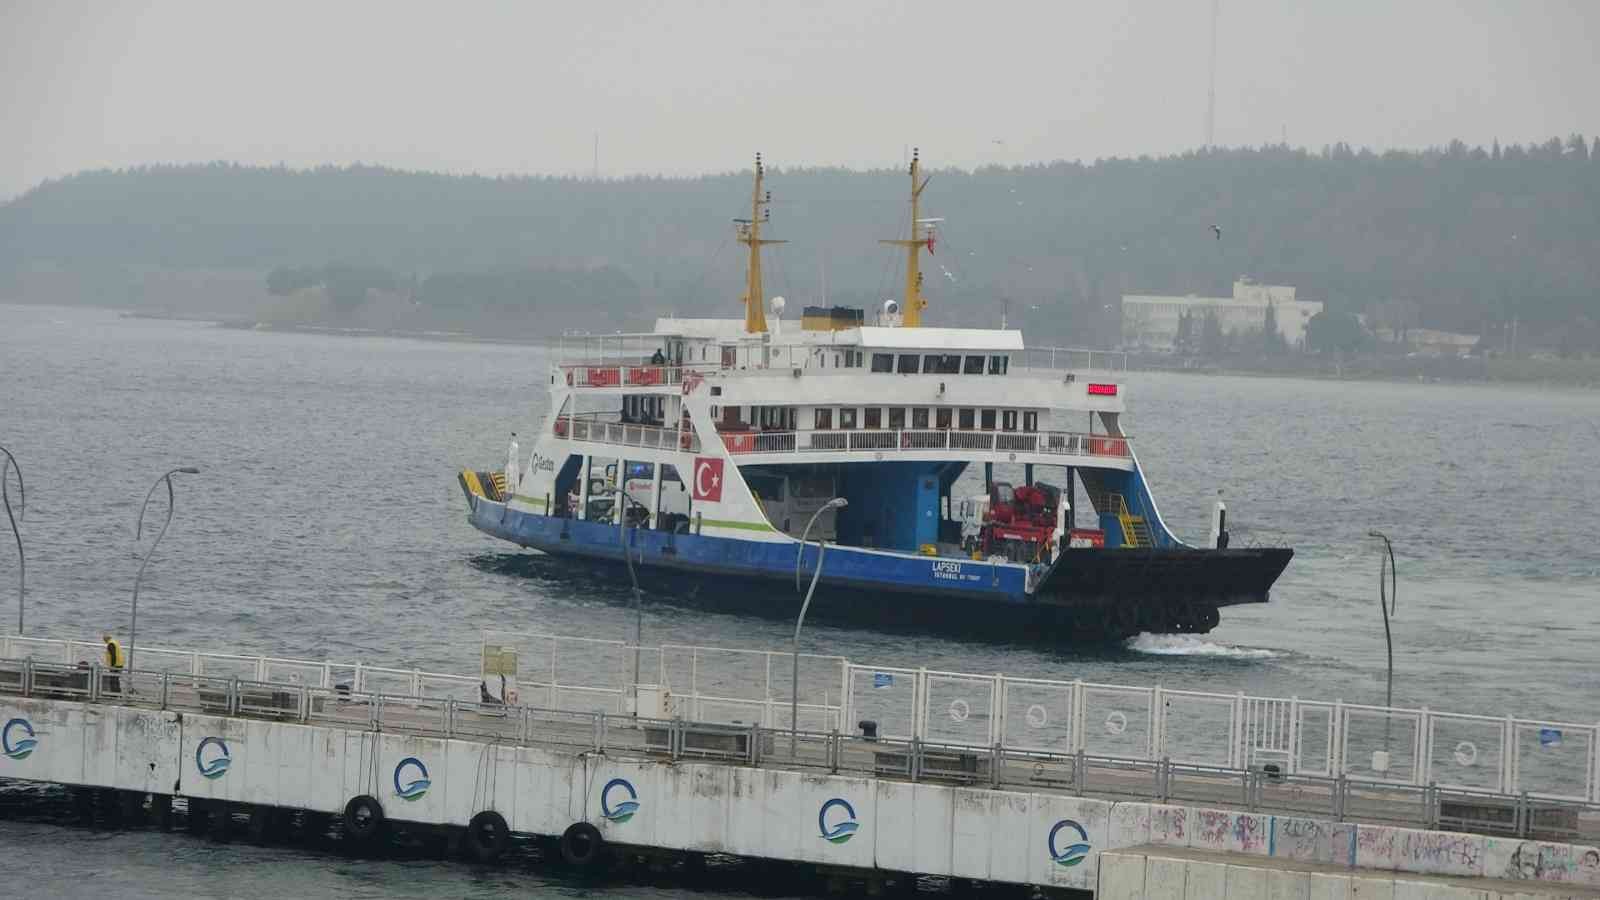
[1108,493,1152,548]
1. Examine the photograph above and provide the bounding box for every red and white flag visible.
[692,457,723,502]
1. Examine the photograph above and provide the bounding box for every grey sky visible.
[3,0,1597,198]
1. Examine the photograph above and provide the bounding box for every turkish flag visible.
[692,457,724,502]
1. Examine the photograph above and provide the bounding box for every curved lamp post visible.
[606,486,646,708]
[1367,530,1398,756]
[1,446,22,634]
[128,467,201,674]
[793,498,847,751]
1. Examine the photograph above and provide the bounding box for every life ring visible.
[560,820,606,868]
[343,794,385,843]
[465,810,511,863]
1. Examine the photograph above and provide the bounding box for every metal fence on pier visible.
[2,633,1595,822]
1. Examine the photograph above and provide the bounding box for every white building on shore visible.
[1121,279,1323,351]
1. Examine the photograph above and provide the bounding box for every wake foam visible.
[1126,633,1279,659]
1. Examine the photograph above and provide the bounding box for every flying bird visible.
[1210,224,1223,240]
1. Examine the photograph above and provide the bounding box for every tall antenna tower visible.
[1205,0,1219,147]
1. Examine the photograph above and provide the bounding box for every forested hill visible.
[2,138,1597,346]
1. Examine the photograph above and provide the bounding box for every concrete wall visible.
[4,696,1598,894]
[1097,850,1599,900]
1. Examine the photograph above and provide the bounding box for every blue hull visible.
[468,498,1031,603]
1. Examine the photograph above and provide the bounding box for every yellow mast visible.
[880,147,933,327]
[737,153,786,333]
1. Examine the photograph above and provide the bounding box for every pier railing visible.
[2,633,1596,824]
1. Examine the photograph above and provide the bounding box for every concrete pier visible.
[1098,846,1600,899]
[3,634,1598,895]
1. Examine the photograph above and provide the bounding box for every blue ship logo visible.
[600,778,639,823]
[1048,819,1091,867]
[2,718,37,760]
[195,736,231,779]
[818,798,859,844]
[393,757,431,801]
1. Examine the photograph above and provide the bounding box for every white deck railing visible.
[4,632,1594,805]
[714,427,1131,460]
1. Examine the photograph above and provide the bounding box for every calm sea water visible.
[1,303,1597,895]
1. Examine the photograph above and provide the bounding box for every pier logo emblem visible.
[2,718,37,760]
[195,737,231,779]
[600,778,640,823]
[1048,819,1091,867]
[818,798,859,844]
[393,757,431,801]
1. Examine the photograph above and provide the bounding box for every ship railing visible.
[562,365,693,389]
[715,428,1130,460]
[1016,346,1129,373]
[557,416,701,453]
[3,636,1598,821]
[559,348,1126,382]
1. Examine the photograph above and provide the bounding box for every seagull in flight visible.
[1211,224,1223,240]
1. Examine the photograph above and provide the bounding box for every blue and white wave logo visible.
[600,777,639,823]
[1048,818,1091,867]
[195,736,231,779]
[2,718,37,761]
[818,798,859,844]
[393,757,430,801]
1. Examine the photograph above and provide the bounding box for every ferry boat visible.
[458,152,1292,639]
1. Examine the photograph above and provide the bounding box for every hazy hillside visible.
[2,138,1597,348]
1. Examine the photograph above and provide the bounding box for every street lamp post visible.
[793,498,847,752]
[1,446,23,634]
[128,467,201,675]
[1367,530,1398,756]
[607,486,645,708]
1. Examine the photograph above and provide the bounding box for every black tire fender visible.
[343,794,385,843]
[1198,605,1221,633]
[560,820,606,868]
[465,810,511,863]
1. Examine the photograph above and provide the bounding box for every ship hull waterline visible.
[466,495,1292,642]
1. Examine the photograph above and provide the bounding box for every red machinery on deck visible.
[971,482,1063,562]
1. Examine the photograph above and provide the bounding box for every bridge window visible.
[1023,411,1038,433]
[888,407,906,429]
[936,408,952,429]
[958,408,975,430]
[897,354,920,374]
[814,408,833,430]
[864,407,882,429]
[925,354,961,374]
[871,353,894,373]
[839,408,858,430]
[1002,410,1018,431]
[912,408,929,429]
[981,409,997,430]
[963,355,985,374]
[988,355,1009,375]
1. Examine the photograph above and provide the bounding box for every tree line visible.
[2,138,1596,350]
